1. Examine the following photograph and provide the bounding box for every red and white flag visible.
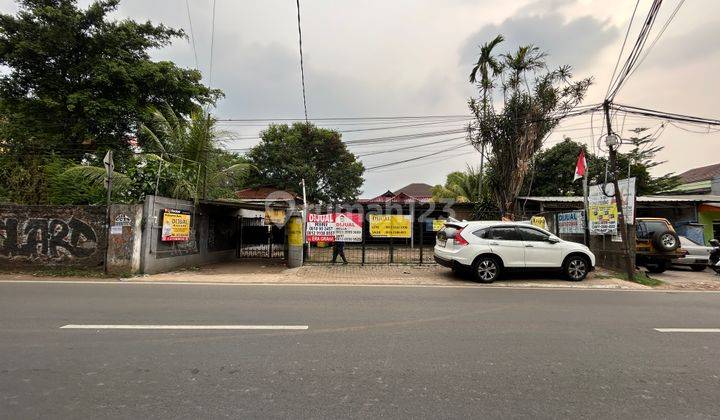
[573,149,587,182]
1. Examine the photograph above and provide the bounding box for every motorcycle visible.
[710,239,720,275]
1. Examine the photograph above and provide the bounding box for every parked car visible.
[635,217,687,273]
[671,236,714,271]
[434,221,596,283]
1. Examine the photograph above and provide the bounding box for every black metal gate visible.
[236,217,286,259]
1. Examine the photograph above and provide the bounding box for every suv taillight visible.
[454,228,469,246]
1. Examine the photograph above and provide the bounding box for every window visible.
[473,228,488,239]
[437,226,458,242]
[637,220,670,239]
[487,226,521,241]
[518,226,550,242]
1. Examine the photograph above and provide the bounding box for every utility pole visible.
[603,100,635,281]
[103,150,114,275]
[103,150,114,207]
[478,143,485,202]
[582,162,590,246]
[301,178,309,258]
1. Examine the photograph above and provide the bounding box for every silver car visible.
[672,236,714,271]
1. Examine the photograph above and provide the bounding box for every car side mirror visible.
[547,236,560,244]
[710,239,720,247]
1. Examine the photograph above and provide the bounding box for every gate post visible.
[286,213,304,268]
[419,221,424,265]
[389,236,394,263]
[361,233,366,266]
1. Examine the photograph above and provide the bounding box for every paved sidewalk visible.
[136,262,646,289]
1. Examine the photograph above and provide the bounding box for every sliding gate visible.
[236,217,286,259]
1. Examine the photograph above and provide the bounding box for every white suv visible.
[434,221,595,283]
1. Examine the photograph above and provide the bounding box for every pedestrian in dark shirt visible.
[331,240,348,264]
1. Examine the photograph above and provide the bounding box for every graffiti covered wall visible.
[0,205,107,268]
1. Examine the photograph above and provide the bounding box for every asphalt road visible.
[1,282,719,419]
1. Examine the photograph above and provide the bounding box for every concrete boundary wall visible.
[139,195,238,274]
[0,205,107,269]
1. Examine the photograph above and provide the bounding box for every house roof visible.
[235,187,300,202]
[393,183,434,198]
[361,192,419,204]
[677,162,720,184]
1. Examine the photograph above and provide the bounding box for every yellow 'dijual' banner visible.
[369,214,412,238]
[161,209,191,241]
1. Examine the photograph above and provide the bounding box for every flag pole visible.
[582,163,590,246]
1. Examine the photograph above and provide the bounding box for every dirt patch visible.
[652,266,720,291]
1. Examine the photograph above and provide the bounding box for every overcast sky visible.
[2,0,718,197]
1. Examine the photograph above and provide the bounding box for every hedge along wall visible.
[0,205,108,269]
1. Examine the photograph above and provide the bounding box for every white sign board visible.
[306,213,364,243]
[558,211,585,234]
[333,213,363,243]
[588,177,636,235]
[306,213,335,242]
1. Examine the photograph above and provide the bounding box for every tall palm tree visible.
[468,34,504,201]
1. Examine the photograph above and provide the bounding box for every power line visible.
[606,0,641,97]
[357,136,468,157]
[611,103,720,126]
[208,0,217,88]
[185,0,199,69]
[364,143,472,171]
[625,0,686,83]
[367,151,471,173]
[606,0,663,101]
[295,0,309,124]
[216,114,469,122]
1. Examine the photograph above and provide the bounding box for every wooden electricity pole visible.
[603,100,635,281]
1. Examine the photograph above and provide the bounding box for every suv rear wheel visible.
[472,256,500,283]
[652,230,680,252]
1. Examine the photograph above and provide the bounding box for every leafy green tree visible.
[139,105,250,203]
[0,0,219,165]
[246,123,364,203]
[432,166,486,203]
[527,135,680,197]
[617,127,680,194]
[468,37,592,217]
[47,162,132,205]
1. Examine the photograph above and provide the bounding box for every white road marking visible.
[654,328,720,333]
[60,324,308,330]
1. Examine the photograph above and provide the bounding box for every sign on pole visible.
[306,213,334,242]
[306,213,363,243]
[334,213,363,242]
[588,177,636,235]
[369,214,412,238]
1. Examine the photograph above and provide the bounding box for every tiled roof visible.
[677,163,720,184]
[393,183,434,198]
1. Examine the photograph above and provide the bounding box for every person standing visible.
[331,239,348,264]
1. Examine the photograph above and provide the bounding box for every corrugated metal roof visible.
[519,196,583,202]
[638,195,720,202]
[520,195,720,203]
